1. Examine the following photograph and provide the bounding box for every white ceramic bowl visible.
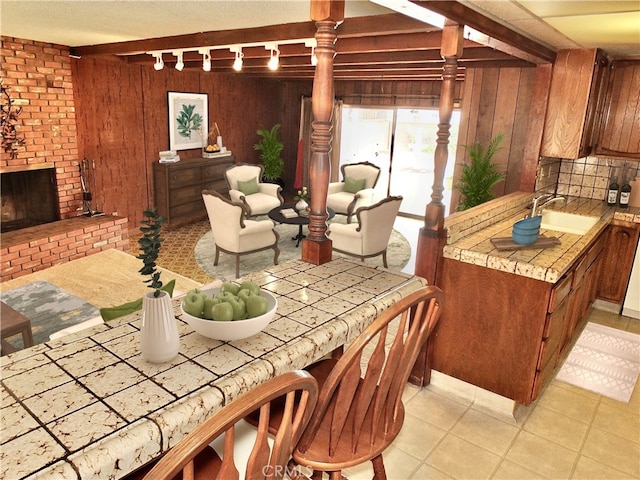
[180,288,277,341]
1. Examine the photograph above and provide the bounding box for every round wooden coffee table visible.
[268,205,335,247]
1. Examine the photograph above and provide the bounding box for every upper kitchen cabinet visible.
[595,60,640,159]
[541,49,608,159]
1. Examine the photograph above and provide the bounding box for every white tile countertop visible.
[0,258,426,480]
[443,192,640,283]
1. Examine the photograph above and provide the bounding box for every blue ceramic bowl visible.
[512,216,541,245]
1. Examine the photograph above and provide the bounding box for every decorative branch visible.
[1,78,25,159]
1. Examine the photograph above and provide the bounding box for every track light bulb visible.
[311,46,318,66]
[173,51,184,71]
[233,49,243,71]
[268,48,279,70]
[199,49,211,72]
[152,52,164,71]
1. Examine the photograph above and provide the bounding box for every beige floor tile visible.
[491,460,548,480]
[449,409,520,456]
[426,435,501,480]
[393,414,448,460]
[581,426,640,477]
[626,318,640,334]
[341,446,422,480]
[600,381,640,417]
[536,382,600,424]
[522,405,590,452]
[589,309,630,330]
[504,430,577,479]
[410,462,453,479]
[405,389,469,431]
[591,401,640,443]
[571,454,634,480]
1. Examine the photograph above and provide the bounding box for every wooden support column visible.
[411,23,463,386]
[301,0,344,265]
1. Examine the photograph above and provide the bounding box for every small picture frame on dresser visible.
[168,92,208,151]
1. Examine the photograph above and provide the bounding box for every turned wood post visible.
[411,23,463,386]
[301,0,344,265]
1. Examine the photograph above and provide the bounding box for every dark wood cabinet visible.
[434,228,608,405]
[595,60,640,159]
[541,49,608,159]
[597,220,640,303]
[153,156,235,228]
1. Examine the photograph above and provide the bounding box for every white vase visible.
[140,290,180,363]
[295,199,308,211]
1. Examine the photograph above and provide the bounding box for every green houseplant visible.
[137,208,165,297]
[455,133,505,211]
[254,124,284,182]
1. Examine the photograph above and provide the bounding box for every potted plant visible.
[254,124,284,185]
[137,208,179,363]
[454,133,505,211]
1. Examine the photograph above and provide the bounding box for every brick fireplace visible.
[1,37,128,281]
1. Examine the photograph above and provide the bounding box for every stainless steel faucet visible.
[530,194,565,217]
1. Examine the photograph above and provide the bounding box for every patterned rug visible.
[1,280,100,347]
[195,222,411,281]
[556,322,640,403]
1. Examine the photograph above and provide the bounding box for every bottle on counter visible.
[607,175,620,206]
[620,176,631,208]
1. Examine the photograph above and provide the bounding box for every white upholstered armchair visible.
[224,163,284,217]
[202,190,280,278]
[327,195,402,268]
[326,161,381,223]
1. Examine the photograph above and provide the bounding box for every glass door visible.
[339,106,460,217]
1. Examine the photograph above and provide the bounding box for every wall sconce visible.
[173,51,184,71]
[230,45,243,71]
[305,38,318,66]
[199,48,211,72]
[151,52,164,70]
[266,43,279,70]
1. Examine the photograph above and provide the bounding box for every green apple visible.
[212,302,234,321]
[221,282,240,296]
[239,281,261,295]
[203,296,221,320]
[215,291,236,302]
[237,288,257,303]
[246,295,269,318]
[183,290,205,317]
[226,296,247,320]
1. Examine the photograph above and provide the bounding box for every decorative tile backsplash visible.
[536,156,640,200]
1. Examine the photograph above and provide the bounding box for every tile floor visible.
[136,216,640,480]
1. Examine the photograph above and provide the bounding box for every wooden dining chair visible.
[137,370,318,480]
[290,286,444,480]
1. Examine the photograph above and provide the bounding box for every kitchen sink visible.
[539,210,599,235]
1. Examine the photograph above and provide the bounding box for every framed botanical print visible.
[168,92,208,150]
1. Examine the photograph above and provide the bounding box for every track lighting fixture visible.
[151,52,164,70]
[199,48,211,72]
[305,39,318,66]
[230,46,243,71]
[173,51,184,71]
[266,44,279,70]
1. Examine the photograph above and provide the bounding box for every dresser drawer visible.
[170,184,203,205]
[169,167,202,187]
[170,200,205,219]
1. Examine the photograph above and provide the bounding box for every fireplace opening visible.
[1,168,59,233]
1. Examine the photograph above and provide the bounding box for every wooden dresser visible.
[153,155,235,228]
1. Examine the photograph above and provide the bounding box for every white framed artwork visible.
[168,92,208,150]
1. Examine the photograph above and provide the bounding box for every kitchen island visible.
[0,258,426,480]
[432,192,640,406]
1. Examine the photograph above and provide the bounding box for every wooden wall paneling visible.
[476,68,500,142]
[74,57,147,226]
[491,68,520,197]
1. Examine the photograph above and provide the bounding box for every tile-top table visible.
[1,258,426,480]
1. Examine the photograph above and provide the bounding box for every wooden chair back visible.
[143,370,318,480]
[294,286,444,470]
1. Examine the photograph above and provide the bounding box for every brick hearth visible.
[1,215,128,281]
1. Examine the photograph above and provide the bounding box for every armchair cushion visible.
[237,177,259,196]
[344,176,366,194]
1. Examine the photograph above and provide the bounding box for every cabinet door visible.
[596,60,640,158]
[541,49,608,159]
[598,223,640,302]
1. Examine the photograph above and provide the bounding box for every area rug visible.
[195,222,411,281]
[0,249,202,309]
[1,280,100,348]
[556,322,640,403]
